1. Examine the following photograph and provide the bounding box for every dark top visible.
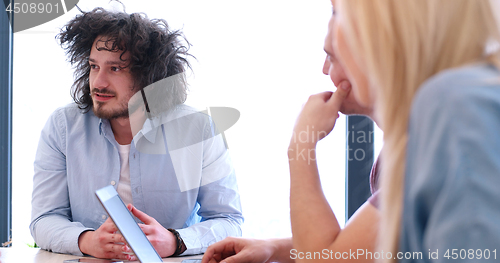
[367,156,381,208]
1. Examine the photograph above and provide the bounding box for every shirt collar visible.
[98,114,165,144]
[133,117,159,144]
[98,118,106,136]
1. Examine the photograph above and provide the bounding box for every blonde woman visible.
[202,8,381,263]
[333,0,500,262]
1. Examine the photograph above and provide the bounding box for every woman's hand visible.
[202,237,293,263]
[290,85,351,149]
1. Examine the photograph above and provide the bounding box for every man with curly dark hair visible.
[30,7,243,260]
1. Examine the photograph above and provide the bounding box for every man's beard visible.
[92,100,130,119]
[91,87,132,120]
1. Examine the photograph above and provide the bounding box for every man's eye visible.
[111,67,121,72]
[90,64,97,69]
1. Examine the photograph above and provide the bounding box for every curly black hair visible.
[57,7,192,113]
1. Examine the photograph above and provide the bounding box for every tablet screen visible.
[96,185,163,263]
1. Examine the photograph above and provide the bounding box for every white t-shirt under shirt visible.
[116,144,133,206]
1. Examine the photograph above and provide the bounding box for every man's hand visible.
[202,237,280,263]
[127,204,177,258]
[78,218,129,260]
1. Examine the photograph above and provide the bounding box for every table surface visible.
[0,247,202,263]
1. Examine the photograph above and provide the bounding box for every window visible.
[0,0,13,247]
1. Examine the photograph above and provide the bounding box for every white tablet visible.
[95,185,163,263]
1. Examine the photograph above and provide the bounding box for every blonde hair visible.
[336,0,500,262]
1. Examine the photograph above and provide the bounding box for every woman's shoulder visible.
[412,63,500,120]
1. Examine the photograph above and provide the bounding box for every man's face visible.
[89,36,137,120]
[323,12,373,117]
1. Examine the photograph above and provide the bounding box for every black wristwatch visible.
[167,228,187,256]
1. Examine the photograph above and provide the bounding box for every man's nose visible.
[92,70,109,89]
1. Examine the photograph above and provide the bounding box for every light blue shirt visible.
[400,63,500,262]
[30,103,243,256]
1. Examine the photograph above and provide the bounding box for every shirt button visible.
[111,181,116,186]
[102,215,106,220]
